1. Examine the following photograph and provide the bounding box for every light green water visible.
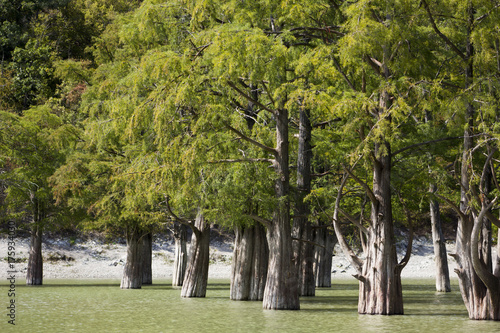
[1,279,499,332]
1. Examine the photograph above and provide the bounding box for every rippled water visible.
[1,279,499,332]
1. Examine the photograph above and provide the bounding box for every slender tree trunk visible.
[231,224,268,300]
[293,107,315,296]
[429,184,451,292]
[181,213,210,298]
[142,232,153,285]
[313,224,336,288]
[121,226,144,289]
[358,140,403,315]
[26,223,43,286]
[263,108,300,310]
[173,222,188,287]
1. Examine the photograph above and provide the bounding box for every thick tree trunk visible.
[358,139,403,315]
[26,223,43,286]
[293,107,315,296]
[231,224,268,300]
[173,222,188,287]
[313,225,336,288]
[454,6,500,319]
[142,232,153,285]
[181,213,210,298]
[429,184,451,292]
[121,227,143,289]
[262,108,300,310]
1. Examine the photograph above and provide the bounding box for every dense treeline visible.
[1,0,499,320]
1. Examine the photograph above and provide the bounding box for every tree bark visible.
[173,222,188,287]
[142,232,153,285]
[26,223,43,286]
[262,108,300,310]
[181,213,210,298]
[293,107,315,296]
[121,226,144,289]
[429,184,451,292]
[453,4,500,319]
[313,224,336,288]
[357,140,403,315]
[231,224,268,300]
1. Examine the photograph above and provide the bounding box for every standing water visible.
[1,279,498,332]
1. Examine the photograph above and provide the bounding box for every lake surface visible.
[1,279,499,332]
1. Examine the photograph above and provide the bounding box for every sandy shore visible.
[0,233,479,282]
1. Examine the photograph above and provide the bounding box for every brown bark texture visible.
[429,185,451,292]
[26,223,43,285]
[262,108,300,310]
[142,232,153,285]
[293,107,315,296]
[173,222,188,287]
[181,213,210,298]
[357,142,403,315]
[313,224,336,288]
[121,227,144,289]
[230,224,268,300]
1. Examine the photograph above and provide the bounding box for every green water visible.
[1,279,499,332]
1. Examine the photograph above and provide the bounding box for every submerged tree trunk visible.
[173,222,188,287]
[121,227,144,289]
[263,108,300,310]
[181,213,210,298]
[293,107,315,297]
[357,140,403,315]
[453,5,500,319]
[313,224,336,288]
[231,224,268,300]
[429,184,451,292]
[26,223,43,286]
[142,232,153,285]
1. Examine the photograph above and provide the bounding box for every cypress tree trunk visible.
[262,108,300,310]
[313,224,336,288]
[357,140,403,315]
[181,213,210,298]
[293,107,315,296]
[453,5,500,319]
[231,224,268,300]
[142,232,153,285]
[26,223,43,286]
[173,222,188,287]
[429,184,451,292]
[121,227,143,289]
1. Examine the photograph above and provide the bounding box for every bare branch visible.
[332,174,364,275]
[227,80,277,115]
[224,122,277,156]
[392,136,462,156]
[208,158,274,164]
[338,209,369,235]
[433,192,466,221]
[163,195,198,235]
[246,214,272,228]
[421,0,466,61]
[343,164,377,207]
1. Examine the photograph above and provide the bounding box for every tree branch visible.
[224,122,277,156]
[164,195,198,235]
[227,80,277,115]
[471,197,500,293]
[246,214,272,228]
[332,174,364,275]
[342,164,377,207]
[338,209,369,235]
[208,158,274,164]
[392,136,461,156]
[421,0,466,61]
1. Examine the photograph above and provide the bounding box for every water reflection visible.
[1,278,499,332]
